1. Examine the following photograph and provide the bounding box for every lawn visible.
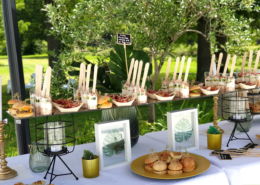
[1,52,249,157]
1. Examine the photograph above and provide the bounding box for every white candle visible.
[0,76,2,121]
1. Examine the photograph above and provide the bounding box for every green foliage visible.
[50,61,73,100]
[83,150,95,160]
[208,126,220,134]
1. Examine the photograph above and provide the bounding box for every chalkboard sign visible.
[219,154,232,160]
[244,143,258,148]
[117,33,131,45]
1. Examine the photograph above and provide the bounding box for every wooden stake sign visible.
[117,33,131,45]
[117,33,132,77]
[219,153,232,160]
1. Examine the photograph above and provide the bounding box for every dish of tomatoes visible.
[202,86,218,91]
[156,91,175,97]
[148,89,157,94]
[53,99,81,108]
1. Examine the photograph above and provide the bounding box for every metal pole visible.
[2,0,31,155]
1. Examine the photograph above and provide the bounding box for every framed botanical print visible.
[167,108,199,151]
[95,119,131,170]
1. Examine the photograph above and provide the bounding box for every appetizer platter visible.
[52,99,83,113]
[131,148,210,179]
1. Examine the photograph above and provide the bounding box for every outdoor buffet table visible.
[144,115,260,185]
[1,135,229,185]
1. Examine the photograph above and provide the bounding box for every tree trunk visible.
[44,0,61,68]
[148,82,155,123]
[148,52,155,123]
[215,33,228,73]
[196,17,211,82]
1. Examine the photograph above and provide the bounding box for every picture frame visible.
[95,119,131,171]
[167,108,199,151]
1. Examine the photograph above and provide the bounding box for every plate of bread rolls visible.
[131,148,210,179]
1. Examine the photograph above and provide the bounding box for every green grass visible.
[0,53,217,157]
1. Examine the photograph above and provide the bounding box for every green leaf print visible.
[103,130,125,157]
[174,118,193,143]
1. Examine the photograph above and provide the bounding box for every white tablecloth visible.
[1,135,229,185]
[144,115,260,185]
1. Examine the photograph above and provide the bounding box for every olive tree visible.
[45,0,258,122]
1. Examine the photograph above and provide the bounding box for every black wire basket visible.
[221,91,254,146]
[34,114,78,184]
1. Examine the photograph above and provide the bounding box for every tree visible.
[45,0,257,122]
[18,0,46,55]
[0,0,31,54]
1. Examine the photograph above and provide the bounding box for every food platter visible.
[131,153,210,179]
[52,102,83,112]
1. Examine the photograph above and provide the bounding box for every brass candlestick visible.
[213,95,224,134]
[0,121,17,179]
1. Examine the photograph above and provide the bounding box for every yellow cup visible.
[207,133,222,150]
[82,155,99,178]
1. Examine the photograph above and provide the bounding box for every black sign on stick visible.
[117,33,131,45]
[219,154,232,160]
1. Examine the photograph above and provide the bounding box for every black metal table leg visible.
[58,155,78,180]
[227,122,238,147]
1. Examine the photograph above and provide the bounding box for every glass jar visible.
[137,86,147,104]
[29,141,50,173]
[81,91,88,109]
[204,72,212,87]
[257,70,260,87]
[29,88,35,107]
[34,95,41,115]
[168,81,174,92]
[180,82,189,98]
[236,68,245,83]
[212,76,219,87]
[218,73,228,91]
[226,76,235,92]
[250,73,257,85]
[174,83,181,98]
[40,94,52,116]
[244,70,251,83]
[161,77,170,92]
[73,85,80,101]
[121,80,129,96]
[87,88,97,109]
